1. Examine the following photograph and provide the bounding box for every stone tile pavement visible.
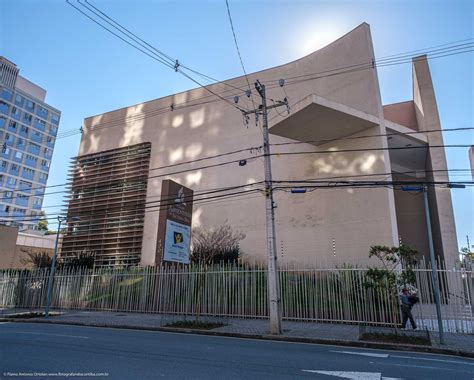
[1,308,472,356]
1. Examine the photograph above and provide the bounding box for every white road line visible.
[0,331,90,339]
[302,370,383,379]
[376,362,452,371]
[332,350,389,358]
[390,354,474,366]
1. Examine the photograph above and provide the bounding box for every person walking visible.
[400,288,418,330]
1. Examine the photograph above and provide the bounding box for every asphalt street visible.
[0,322,472,379]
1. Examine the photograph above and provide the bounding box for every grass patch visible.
[165,320,225,330]
[360,332,431,346]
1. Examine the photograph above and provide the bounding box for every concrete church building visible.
[62,23,458,268]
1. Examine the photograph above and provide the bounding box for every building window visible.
[51,114,60,124]
[11,107,20,117]
[41,159,50,168]
[0,88,13,101]
[23,113,32,123]
[1,161,7,168]
[16,138,24,147]
[33,198,41,206]
[20,126,29,134]
[7,177,17,186]
[26,100,35,111]
[19,180,32,189]
[15,94,23,105]
[14,151,22,160]
[23,168,34,175]
[8,120,17,130]
[35,117,46,126]
[5,205,10,212]
[46,136,54,144]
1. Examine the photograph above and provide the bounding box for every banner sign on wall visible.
[163,219,191,264]
[155,180,193,265]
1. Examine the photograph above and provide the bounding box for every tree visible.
[37,211,49,232]
[364,244,419,328]
[189,224,245,322]
[61,251,96,269]
[190,224,245,264]
[21,250,52,268]
[460,247,473,269]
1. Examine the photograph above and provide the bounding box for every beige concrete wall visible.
[383,101,418,131]
[77,23,402,266]
[0,225,18,268]
[392,180,430,261]
[0,225,55,269]
[412,56,459,267]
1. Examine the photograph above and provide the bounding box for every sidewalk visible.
[1,308,473,358]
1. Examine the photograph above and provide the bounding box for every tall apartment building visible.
[0,57,60,231]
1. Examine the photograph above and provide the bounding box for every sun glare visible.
[300,23,346,56]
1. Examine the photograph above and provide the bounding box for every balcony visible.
[12,210,26,218]
[22,114,32,125]
[21,170,34,181]
[15,197,29,207]
[31,132,43,143]
[18,184,31,193]
[24,157,37,168]
[21,170,35,180]
[9,166,20,176]
[36,108,48,119]
[5,181,17,189]
[0,103,10,115]
[0,89,13,102]
[27,145,40,155]
[11,111,21,121]
[33,120,46,132]
[7,122,18,133]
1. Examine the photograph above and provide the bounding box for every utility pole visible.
[401,184,446,344]
[243,80,287,334]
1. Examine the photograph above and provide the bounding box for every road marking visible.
[0,331,90,339]
[302,370,383,379]
[390,354,474,366]
[332,350,389,358]
[376,362,449,371]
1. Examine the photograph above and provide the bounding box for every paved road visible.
[0,323,472,379]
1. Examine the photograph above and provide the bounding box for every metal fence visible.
[0,263,472,333]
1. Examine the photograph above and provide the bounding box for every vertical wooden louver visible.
[60,142,151,268]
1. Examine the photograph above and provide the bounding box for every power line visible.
[270,127,474,147]
[1,138,471,202]
[225,0,259,117]
[67,0,251,114]
[7,178,471,226]
[7,167,472,212]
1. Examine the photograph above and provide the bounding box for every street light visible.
[45,215,80,318]
[400,183,465,344]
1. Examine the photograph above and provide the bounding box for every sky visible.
[1,0,473,249]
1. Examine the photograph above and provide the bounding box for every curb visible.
[1,317,473,359]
